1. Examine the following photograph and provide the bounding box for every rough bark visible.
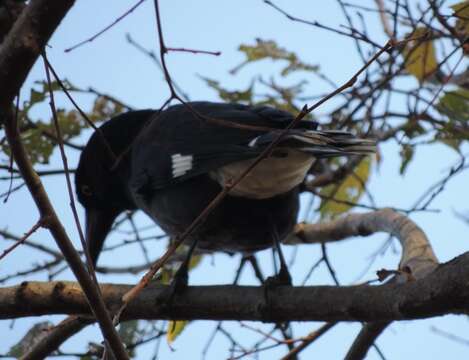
[1,252,468,321]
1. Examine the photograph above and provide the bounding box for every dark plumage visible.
[75,102,375,268]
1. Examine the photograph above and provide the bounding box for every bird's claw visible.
[259,267,292,321]
[157,267,189,312]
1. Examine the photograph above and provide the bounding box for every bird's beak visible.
[85,208,119,266]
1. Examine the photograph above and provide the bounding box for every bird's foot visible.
[259,267,292,321]
[264,266,292,288]
[157,266,189,312]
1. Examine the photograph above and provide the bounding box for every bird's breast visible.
[210,149,314,199]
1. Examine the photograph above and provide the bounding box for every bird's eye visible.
[81,185,92,196]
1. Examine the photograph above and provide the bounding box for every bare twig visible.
[43,52,97,277]
[374,0,393,37]
[64,0,147,52]
[0,218,45,261]
[264,0,382,48]
[166,47,221,56]
[281,322,337,360]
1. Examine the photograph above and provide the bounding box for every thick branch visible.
[0,0,25,44]
[1,252,468,321]
[20,316,95,360]
[285,208,438,278]
[0,0,74,106]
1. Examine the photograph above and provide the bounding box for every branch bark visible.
[0,0,72,106]
[20,316,95,360]
[1,252,468,321]
[285,208,438,278]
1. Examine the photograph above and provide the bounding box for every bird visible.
[75,101,375,288]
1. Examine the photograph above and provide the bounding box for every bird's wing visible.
[129,102,375,195]
[129,102,313,193]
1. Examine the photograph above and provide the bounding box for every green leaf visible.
[432,125,466,152]
[231,39,318,76]
[167,320,189,344]
[436,88,469,123]
[18,108,84,165]
[403,28,438,82]
[24,81,61,111]
[200,76,254,103]
[281,55,319,76]
[88,96,126,122]
[319,157,371,219]
[399,144,414,175]
[29,89,45,106]
[238,39,290,62]
[3,80,119,166]
[38,79,62,93]
[20,125,55,164]
[55,109,82,140]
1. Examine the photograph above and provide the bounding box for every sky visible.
[1,0,469,359]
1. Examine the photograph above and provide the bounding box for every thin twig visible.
[166,47,221,56]
[281,322,337,360]
[64,0,147,52]
[0,218,45,261]
[43,53,98,280]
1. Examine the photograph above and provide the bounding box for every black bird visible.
[76,102,375,286]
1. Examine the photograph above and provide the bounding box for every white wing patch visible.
[248,137,258,147]
[171,153,193,178]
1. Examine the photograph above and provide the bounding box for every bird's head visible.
[75,110,154,264]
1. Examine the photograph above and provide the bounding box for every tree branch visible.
[0,252,468,321]
[0,0,73,106]
[345,321,389,360]
[20,316,95,360]
[285,208,438,278]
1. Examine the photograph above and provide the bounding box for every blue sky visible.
[1,1,469,359]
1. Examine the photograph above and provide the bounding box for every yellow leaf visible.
[161,244,203,284]
[167,320,188,343]
[319,157,371,219]
[451,1,469,37]
[188,254,202,270]
[403,28,438,82]
[159,268,173,285]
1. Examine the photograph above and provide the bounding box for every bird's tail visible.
[251,129,376,157]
